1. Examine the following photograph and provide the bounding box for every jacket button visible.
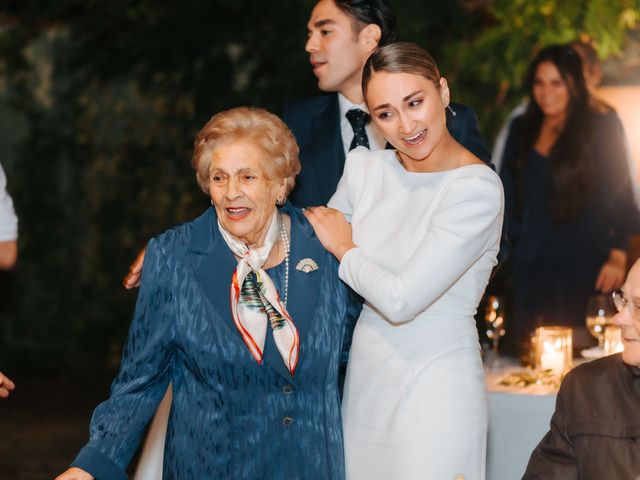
[282,416,294,427]
[282,384,294,395]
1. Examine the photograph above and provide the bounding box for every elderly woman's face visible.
[209,140,286,248]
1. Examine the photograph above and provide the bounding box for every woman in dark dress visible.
[500,45,639,347]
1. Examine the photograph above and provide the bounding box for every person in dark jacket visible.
[500,45,639,346]
[523,258,640,479]
[285,0,490,209]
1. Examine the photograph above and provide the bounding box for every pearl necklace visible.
[279,216,290,307]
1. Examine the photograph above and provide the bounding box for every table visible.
[485,369,557,480]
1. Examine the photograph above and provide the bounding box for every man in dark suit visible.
[283,0,491,208]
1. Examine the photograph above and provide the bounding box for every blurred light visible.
[596,86,640,183]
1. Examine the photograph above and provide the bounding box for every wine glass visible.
[484,295,506,369]
[585,294,616,351]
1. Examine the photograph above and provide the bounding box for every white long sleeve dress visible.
[329,148,504,480]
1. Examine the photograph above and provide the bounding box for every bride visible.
[305,42,504,480]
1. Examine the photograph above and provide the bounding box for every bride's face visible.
[366,71,449,171]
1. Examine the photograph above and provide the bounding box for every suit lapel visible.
[309,94,345,204]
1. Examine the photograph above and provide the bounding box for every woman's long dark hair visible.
[510,44,593,224]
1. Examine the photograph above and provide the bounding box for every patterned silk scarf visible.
[218,212,299,375]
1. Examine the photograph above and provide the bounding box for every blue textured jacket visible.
[71,204,359,479]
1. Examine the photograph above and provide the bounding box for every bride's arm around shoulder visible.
[339,166,504,323]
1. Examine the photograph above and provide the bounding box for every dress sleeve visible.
[522,380,579,479]
[327,147,369,222]
[70,237,177,480]
[338,170,503,323]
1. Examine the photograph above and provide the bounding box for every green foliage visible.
[445,0,640,140]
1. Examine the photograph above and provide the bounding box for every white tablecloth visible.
[485,369,557,480]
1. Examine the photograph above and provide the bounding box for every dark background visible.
[0,0,638,476]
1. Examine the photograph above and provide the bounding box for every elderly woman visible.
[56,107,358,480]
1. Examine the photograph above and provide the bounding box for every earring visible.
[446,105,457,117]
[210,199,214,206]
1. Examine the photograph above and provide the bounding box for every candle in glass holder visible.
[604,325,624,355]
[540,341,566,376]
[535,326,572,377]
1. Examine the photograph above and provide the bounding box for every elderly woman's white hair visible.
[192,107,301,198]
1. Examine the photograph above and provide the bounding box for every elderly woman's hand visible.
[55,468,95,480]
[303,207,356,261]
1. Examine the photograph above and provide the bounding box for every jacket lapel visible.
[188,208,241,339]
[308,94,345,204]
[189,206,324,384]
[283,207,323,364]
[260,205,324,382]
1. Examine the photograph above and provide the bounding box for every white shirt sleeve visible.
[0,164,18,241]
[338,170,504,323]
[492,101,528,174]
[621,129,640,209]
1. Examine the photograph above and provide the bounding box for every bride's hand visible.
[303,207,356,261]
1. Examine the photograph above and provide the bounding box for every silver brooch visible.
[295,258,319,273]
